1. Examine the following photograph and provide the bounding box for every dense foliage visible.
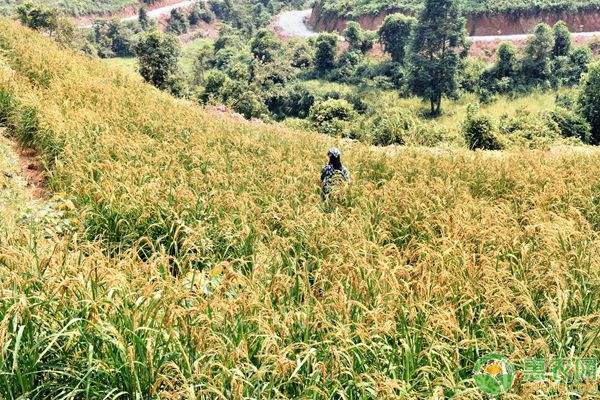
[1,0,137,16]
[315,0,600,19]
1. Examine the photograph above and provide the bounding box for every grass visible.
[106,37,214,81]
[180,36,212,76]
[304,79,572,145]
[0,19,600,399]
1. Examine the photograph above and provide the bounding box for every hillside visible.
[311,0,600,35]
[1,19,600,398]
[0,0,139,16]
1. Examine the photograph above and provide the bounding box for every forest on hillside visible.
[317,0,600,19]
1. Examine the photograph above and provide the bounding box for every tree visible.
[250,28,280,63]
[407,0,469,115]
[568,46,592,85]
[135,30,182,94]
[553,20,572,58]
[578,63,600,144]
[16,2,58,33]
[192,42,214,84]
[166,8,189,35]
[189,2,212,25]
[343,21,375,54]
[138,5,151,30]
[314,33,338,76]
[378,13,416,63]
[90,19,136,58]
[494,42,517,78]
[522,23,554,84]
[108,20,135,57]
[290,40,313,68]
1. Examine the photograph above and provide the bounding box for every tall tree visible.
[250,28,281,63]
[407,0,468,115]
[578,62,600,144]
[378,13,416,64]
[494,41,517,78]
[343,21,375,54]
[314,33,338,76]
[166,8,189,35]
[553,20,572,57]
[138,5,151,30]
[135,30,182,94]
[522,23,554,83]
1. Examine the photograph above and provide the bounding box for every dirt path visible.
[0,131,78,237]
[273,9,317,38]
[0,132,48,201]
[121,0,196,22]
[76,0,196,28]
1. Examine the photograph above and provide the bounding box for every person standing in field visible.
[321,147,350,197]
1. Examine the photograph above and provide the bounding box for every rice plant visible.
[0,20,599,399]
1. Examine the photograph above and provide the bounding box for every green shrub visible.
[166,8,189,35]
[499,109,560,149]
[463,106,502,150]
[378,13,415,64]
[230,91,266,119]
[309,98,356,136]
[550,107,591,143]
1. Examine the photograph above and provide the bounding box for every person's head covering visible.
[327,147,341,158]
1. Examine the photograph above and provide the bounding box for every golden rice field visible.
[1,19,600,399]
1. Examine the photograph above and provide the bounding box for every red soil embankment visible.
[309,4,600,36]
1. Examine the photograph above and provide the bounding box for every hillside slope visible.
[1,20,600,398]
[0,0,139,16]
[310,0,600,35]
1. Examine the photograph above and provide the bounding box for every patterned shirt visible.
[321,164,350,195]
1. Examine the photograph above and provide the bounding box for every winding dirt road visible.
[77,0,196,28]
[121,0,196,22]
[274,9,317,38]
[274,8,600,42]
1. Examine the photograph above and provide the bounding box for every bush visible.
[522,23,554,85]
[378,13,416,64]
[90,19,138,58]
[230,91,267,119]
[200,69,231,103]
[460,58,486,93]
[309,98,356,136]
[499,109,561,149]
[16,2,58,32]
[166,8,189,35]
[330,50,362,82]
[369,108,416,146]
[550,107,591,143]
[280,84,315,119]
[290,41,313,69]
[463,106,502,150]
[343,21,375,54]
[135,30,182,94]
[578,62,600,144]
[189,3,213,25]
